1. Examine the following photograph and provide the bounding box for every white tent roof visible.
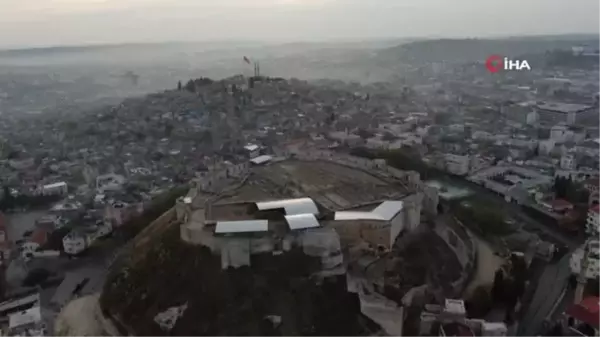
[285,213,320,230]
[256,198,319,215]
[250,155,273,165]
[215,220,269,234]
[334,201,403,221]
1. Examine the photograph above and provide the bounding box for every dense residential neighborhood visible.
[0,33,597,337]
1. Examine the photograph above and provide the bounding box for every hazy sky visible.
[0,0,598,48]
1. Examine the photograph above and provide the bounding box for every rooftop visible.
[284,213,320,230]
[440,322,475,337]
[8,306,41,330]
[536,102,592,113]
[565,296,600,329]
[250,155,273,165]
[256,197,319,216]
[244,144,259,152]
[334,201,403,221]
[591,205,600,214]
[43,181,67,189]
[215,220,269,234]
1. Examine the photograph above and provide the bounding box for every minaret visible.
[574,241,591,304]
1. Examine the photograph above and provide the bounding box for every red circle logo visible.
[485,55,503,73]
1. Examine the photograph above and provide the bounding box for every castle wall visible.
[328,220,391,249]
[434,220,477,296]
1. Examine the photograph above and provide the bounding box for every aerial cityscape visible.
[0,0,598,336]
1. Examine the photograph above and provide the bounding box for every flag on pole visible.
[243,56,251,64]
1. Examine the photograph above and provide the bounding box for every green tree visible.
[184,80,196,93]
[165,124,174,137]
[177,81,182,91]
[492,269,505,303]
[467,286,492,318]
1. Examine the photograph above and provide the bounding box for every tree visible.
[164,124,174,137]
[1,186,14,210]
[502,277,521,323]
[184,80,196,93]
[177,81,182,91]
[492,269,505,303]
[467,286,492,318]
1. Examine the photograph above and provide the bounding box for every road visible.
[464,236,504,298]
[518,253,572,336]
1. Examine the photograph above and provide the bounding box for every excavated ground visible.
[100,225,372,336]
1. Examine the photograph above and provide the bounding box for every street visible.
[518,253,572,336]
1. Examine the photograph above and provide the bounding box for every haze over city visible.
[0,0,598,48]
[0,0,598,336]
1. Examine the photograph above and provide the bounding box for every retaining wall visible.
[434,219,477,296]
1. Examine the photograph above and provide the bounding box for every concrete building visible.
[39,181,67,196]
[444,154,470,176]
[7,305,45,336]
[21,228,48,258]
[104,201,143,227]
[62,231,91,255]
[243,144,260,159]
[570,240,600,280]
[526,110,539,125]
[551,124,569,142]
[0,213,10,266]
[536,102,597,125]
[181,197,412,272]
[561,154,577,170]
[538,139,556,156]
[586,205,600,238]
[82,165,99,188]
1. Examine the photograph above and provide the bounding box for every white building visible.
[243,144,260,159]
[537,102,595,125]
[570,240,600,280]
[526,110,539,125]
[586,205,600,237]
[560,154,576,170]
[538,139,556,156]
[469,156,491,174]
[62,231,90,255]
[40,181,68,196]
[444,154,470,176]
[550,125,568,142]
[8,305,45,336]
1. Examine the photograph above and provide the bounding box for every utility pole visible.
[253,61,260,77]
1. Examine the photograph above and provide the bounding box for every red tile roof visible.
[591,205,600,214]
[551,199,573,209]
[29,228,48,246]
[441,323,475,337]
[566,296,600,329]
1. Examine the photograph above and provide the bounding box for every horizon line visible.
[1,32,598,52]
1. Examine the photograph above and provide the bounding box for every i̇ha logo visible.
[485,55,531,73]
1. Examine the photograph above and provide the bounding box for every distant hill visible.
[377,35,600,65]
